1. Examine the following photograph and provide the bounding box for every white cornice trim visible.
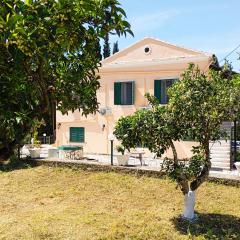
[100,55,212,72]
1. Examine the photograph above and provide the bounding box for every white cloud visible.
[130,10,181,33]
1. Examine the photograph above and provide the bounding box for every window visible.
[154,79,176,104]
[114,81,135,105]
[144,45,151,54]
[70,127,85,143]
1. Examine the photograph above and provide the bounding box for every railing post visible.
[111,140,113,166]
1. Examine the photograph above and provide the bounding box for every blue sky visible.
[110,0,240,71]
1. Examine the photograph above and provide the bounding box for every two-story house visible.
[55,37,213,160]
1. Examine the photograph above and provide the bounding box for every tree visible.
[0,45,41,159]
[112,41,119,54]
[114,64,240,220]
[95,39,102,61]
[102,5,112,59]
[0,0,133,160]
[103,33,111,58]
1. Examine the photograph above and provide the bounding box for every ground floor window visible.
[70,127,85,143]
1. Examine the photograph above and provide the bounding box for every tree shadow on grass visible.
[0,157,37,172]
[172,213,240,239]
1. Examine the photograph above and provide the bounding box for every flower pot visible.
[29,148,41,159]
[235,162,240,176]
[116,155,129,166]
[20,145,30,157]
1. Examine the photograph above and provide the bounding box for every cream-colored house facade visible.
[56,37,213,159]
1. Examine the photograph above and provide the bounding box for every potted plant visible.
[29,132,41,158]
[116,145,129,166]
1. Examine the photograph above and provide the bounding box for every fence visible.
[38,135,55,144]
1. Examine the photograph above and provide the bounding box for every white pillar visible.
[183,191,196,220]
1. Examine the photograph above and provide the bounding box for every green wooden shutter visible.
[70,127,85,143]
[154,80,161,102]
[114,82,122,105]
[131,81,135,105]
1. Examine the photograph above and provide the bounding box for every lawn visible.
[0,165,240,240]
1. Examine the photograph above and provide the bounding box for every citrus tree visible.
[0,0,133,160]
[114,64,240,220]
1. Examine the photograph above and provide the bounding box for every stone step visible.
[210,141,230,145]
[211,159,230,162]
[211,157,230,162]
[211,165,230,169]
[211,148,230,152]
[211,166,230,171]
[211,150,230,153]
[211,161,230,165]
[211,166,231,171]
[211,153,230,157]
[211,162,230,168]
[211,148,230,151]
[211,158,230,162]
[210,154,230,158]
[211,145,230,149]
[211,155,230,159]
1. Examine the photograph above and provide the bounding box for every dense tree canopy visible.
[167,64,240,192]
[114,64,240,219]
[115,64,240,194]
[0,0,133,160]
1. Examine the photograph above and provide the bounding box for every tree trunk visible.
[37,59,51,114]
[170,141,178,164]
[169,141,190,195]
[0,142,16,161]
[178,180,189,195]
[190,140,211,191]
[182,190,196,220]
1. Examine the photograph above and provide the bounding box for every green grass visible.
[0,165,240,240]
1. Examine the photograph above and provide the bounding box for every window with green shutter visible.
[114,81,135,105]
[154,80,161,102]
[154,79,177,104]
[70,127,85,143]
[114,82,122,105]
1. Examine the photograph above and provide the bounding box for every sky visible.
[110,0,240,71]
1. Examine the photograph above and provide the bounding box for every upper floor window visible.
[154,79,177,104]
[114,81,135,105]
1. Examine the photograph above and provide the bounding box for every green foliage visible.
[0,154,31,172]
[114,64,240,194]
[236,152,240,162]
[0,44,41,159]
[103,33,111,58]
[114,104,182,158]
[115,145,125,155]
[0,0,133,159]
[167,65,239,191]
[32,131,41,148]
[114,114,136,151]
[168,64,239,145]
[95,39,102,61]
[163,151,205,183]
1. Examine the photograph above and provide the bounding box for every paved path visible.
[86,154,240,180]
[25,152,240,182]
